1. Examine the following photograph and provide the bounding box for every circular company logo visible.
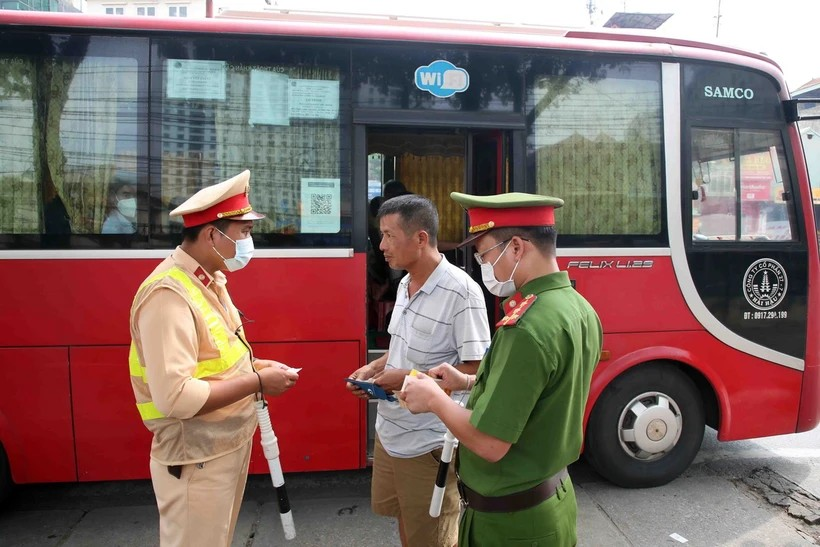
[743,258,788,310]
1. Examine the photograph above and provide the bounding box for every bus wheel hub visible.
[646,419,668,441]
[618,392,683,461]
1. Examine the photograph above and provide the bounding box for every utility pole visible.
[715,0,722,38]
[586,0,596,25]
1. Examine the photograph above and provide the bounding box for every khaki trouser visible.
[371,436,460,547]
[149,440,252,547]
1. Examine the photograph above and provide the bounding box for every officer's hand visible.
[346,363,376,399]
[372,368,408,394]
[428,363,470,392]
[257,365,299,396]
[254,359,297,373]
[398,374,448,414]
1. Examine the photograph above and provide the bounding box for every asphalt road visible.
[1,427,819,546]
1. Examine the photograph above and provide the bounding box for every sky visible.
[221,0,819,91]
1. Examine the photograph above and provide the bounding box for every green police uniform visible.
[450,192,603,547]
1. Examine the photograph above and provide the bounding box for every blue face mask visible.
[213,228,254,272]
[116,197,137,221]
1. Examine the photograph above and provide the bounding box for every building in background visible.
[1,0,79,11]
[793,79,820,193]
[793,78,820,100]
[84,0,200,17]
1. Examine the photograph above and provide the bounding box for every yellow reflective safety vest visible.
[129,251,257,465]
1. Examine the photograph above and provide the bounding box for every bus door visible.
[360,126,513,457]
[363,127,513,341]
[683,125,809,393]
[466,130,511,325]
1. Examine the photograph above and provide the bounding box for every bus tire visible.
[0,444,11,505]
[585,363,705,488]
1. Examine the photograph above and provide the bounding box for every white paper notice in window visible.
[301,178,340,233]
[289,80,339,120]
[249,70,290,126]
[166,60,226,100]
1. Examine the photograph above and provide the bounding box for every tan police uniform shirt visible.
[130,247,257,466]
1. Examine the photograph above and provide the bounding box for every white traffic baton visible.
[255,398,296,540]
[429,427,458,518]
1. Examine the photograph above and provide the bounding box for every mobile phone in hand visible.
[345,378,397,402]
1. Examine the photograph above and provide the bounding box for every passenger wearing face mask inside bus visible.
[129,170,299,547]
[399,192,602,547]
[102,182,138,234]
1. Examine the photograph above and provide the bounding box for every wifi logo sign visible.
[415,60,470,98]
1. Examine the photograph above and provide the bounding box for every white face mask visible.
[480,240,520,297]
[117,197,137,221]
[213,228,254,272]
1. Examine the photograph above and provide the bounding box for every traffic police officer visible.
[399,192,602,546]
[129,170,299,547]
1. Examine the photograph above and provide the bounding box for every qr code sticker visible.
[310,193,332,215]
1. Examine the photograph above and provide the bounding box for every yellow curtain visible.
[0,58,41,233]
[531,69,662,236]
[536,133,661,234]
[398,153,464,243]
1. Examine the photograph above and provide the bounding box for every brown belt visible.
[457,468,569,513]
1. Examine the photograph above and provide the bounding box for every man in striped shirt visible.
[347,194,491,547]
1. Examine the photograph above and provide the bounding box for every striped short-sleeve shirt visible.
[377,255,491,458]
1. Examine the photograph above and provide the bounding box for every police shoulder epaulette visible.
[496,294,538,328]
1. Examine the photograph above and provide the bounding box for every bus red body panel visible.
[0,256,366,483]
[565,257,701,334]
[247,342,362,474]
[71,346,154,481]
[0,347,76,485]
[0,257,365,347]
[570,254,805,440]
[585,332,802,441]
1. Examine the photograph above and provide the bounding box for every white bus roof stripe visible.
[0,248,355,260]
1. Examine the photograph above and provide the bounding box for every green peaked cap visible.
[449,192,564,247]
[450,191,564,209]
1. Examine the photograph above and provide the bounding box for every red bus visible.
[0,9,818,498]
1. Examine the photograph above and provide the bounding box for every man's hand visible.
[398,373,450,414]
[346,363,376,399]
[373,368,409,394]
[428,363,470,392]
[255,360,299,396]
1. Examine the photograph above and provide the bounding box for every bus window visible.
[153,39,350,248]
[0,38,144,243]
[527,59,662,242]
[740,132,793,241]
[691,128,796,242]
[691,129,736,240]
